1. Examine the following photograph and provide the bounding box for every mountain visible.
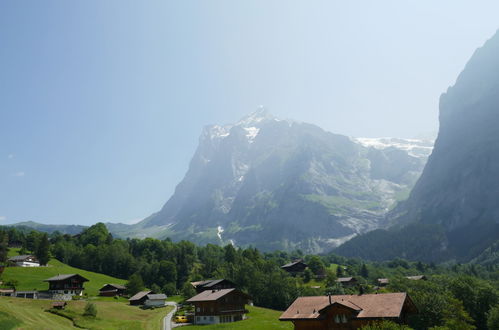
[111,108,432,253]
[8,221,88,235]
[336,30,499,262]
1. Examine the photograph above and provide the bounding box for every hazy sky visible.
[1,1,498,225]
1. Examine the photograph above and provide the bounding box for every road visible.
[163,302,177,330]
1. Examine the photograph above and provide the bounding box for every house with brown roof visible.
[186,288,251,325]
[129,290,153,305]
[336,277,358,287]
[279,292,417,330]
[281,260,308,274]
[99,283,126,297]
[377,278,389,287]
[44,274,89,297]
[190,279,236,294]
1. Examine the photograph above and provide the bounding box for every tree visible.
[126,273,145,296]
[181,281,196,299]
[360,264,369,278]
[336,265,344,277]
[361,320,413,329]
[0,232,9,263]
[487,305,499,330]
[307,256,325,276]
[35,233,50,265]
[303,269,313,283]
[83,302,97,317]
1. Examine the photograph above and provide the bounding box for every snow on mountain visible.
[353,137,434,158]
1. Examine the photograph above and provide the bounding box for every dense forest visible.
[1,224,499,329]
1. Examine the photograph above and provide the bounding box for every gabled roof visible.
[281,260,307,268]
[406,275,426,280]
[100,283,126,291]
[336,277,356,282]
[147,293,167,300]
[44,274,89,282]
[191,279,234,288]
[378,278,390,284]
[280,293,414,321]
[8,255,38,262]
[186,288,250,303]
[128,290,152,301]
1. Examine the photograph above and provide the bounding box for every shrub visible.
[83,302,97,317]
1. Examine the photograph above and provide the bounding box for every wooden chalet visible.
[190,279,236,294]
[129,290,153,306]
[8,255,40,267]
[280,292,417,330]
[406,275,427,281]
[336,277,358,287]
[99,283,126,297]
[145,293,167,307]
[44,274,89,296]
[186,288,251,325]
[281,260,308,274]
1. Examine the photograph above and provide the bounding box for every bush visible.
[83,302,97,317]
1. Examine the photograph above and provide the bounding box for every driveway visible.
[163,302,177,330]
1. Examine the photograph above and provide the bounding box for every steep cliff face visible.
[337,30,499,262]
[124,109,430,253]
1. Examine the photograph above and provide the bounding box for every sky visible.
[1,1,499,225]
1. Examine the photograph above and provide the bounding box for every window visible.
[197,307,200,312]
[209,316,214,321]
[334,315,340,323]
[341,314,348,323]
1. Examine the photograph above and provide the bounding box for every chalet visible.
[191,279,236,294]
[145,293,167,307]
[8,255,40,267]
[280,292,417,330]
[129,290,153,306]
[0,289,14,296]
[377,278,389,287]
[281,260,308,274]
[186,288,251,325]
[406,275,427,281]
[336,277,358,286]
[44,274,89,297]
[99,283,126,297]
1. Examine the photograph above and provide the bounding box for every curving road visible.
[163,302,177,330]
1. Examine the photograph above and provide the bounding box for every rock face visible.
[337,30,499,262]
[128,108,430,253]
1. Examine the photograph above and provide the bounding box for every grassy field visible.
[2,255,126,296]
[185,305,292,330]
[0,297,172,330]
[0,297,76,330]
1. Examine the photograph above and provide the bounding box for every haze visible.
[1,1,498,225]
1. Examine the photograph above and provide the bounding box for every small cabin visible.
[145,293,167,307]
[190,279,236,294]
[406,275,427,281]
[99,283,126,297]
[8,255,40,267]
[281,260,308,274]
[378,278,389,287]
[129,290,153,306]
[52,301,67,310]
[336,277,358,286]
[44,274,89,297]
[187,288,251,325]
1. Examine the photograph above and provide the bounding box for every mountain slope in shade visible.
[336,30,499,262]
[114,109,431,253]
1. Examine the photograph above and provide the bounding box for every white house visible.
[144,293,167,307]
[8,255,40,267]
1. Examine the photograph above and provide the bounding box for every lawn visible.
[185,305,292,330]
[2,257,126,296]
[0,297,172,330]
[0,297,76,330]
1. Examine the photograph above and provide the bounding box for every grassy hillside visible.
[2,254,126,296]
[0,297,172,330]
[185,305,292,330]
[0,297,75,330]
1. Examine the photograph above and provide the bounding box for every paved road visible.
[163,302,177,330]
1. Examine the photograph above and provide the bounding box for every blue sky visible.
[1,1,498,225]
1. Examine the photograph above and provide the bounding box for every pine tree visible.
[35,233,50,265]
[126,273,145,296]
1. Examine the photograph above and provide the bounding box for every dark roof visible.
[129,290,152,301]
[44,274,89,282]
[280,293,413,321]
[147,294,167,300]
[100,283,126,290]
[8,255,38,262]
[186,288,250,303]
[281,260,307,268]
